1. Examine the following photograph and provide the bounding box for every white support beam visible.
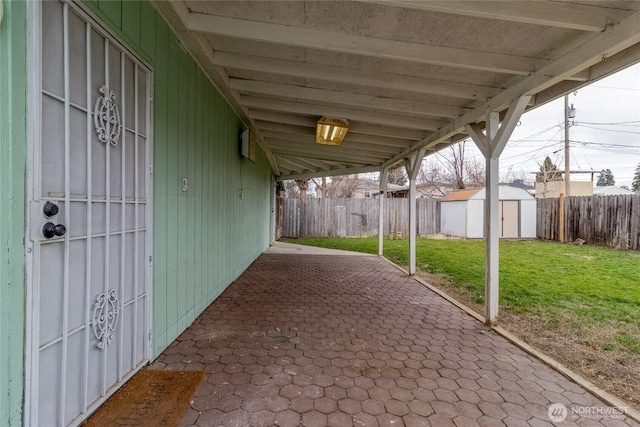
[379,167,389,257]
[213,52,499,100]
[279,165,383,181]
[382,10,640,170]
[255,121,416,148]
[492,96,531,156]
[403,148,426,275]
[266,137,393,160]
[248,110,427,140]
[262,131,404,155]
[364,1,628,32]
[241,96,444,131]
[465,123,488,158]
[293,157,332,172]
[248,110,318,128]
[188,13,545,75]
[484,112,500,325]
[230,79,467,119]
[276,157,307,174]
[466,102,527,325]
[266,143,387,164]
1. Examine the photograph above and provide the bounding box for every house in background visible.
[593,186,635,196]
[506,179,535,194]
[319,177,408,198]
[534,171,597,198]
[440,186,536,239]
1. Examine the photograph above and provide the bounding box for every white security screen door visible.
[28,1,153,425]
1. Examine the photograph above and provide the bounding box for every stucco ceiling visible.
[152,0,640,180]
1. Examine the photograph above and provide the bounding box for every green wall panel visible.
[1,1,271,420]
[84,1,273,358]
[0,1,28,425]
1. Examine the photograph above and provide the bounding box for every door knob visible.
[43,222,66,238]
[43,202,59,217]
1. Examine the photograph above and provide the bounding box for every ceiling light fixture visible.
[316,117,349,146]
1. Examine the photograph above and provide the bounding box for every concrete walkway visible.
[266,241,374,256]
[152,249,638,427]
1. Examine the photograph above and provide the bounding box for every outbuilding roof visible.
[442,188,483,201]
[442,186,536,201]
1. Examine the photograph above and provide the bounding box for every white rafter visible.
[230,79,465,119]
[247,111,426,140]
[266,139,391,161]
[261,131,404,155]
[240,97,444,131]
[363,1,629,32]
[188,13,546,75]
[212,52,499,100]
[254,122,415,148]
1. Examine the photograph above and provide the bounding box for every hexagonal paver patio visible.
[151,251,639,427]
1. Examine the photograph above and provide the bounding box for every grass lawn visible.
[282,236,640,406]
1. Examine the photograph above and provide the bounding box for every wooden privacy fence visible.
[280,198,439,238]
[537,194,640,250]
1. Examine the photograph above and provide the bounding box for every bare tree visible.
[437,141,467,189]
[465,156,485,187]
[325,174,360,198]
[419,140,485,194]
[311,177,327,198]
[283,180,300,199]
[417,160,451,198]
[295,179,309,199]
[388,166,407,186]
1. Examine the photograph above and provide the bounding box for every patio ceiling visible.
[152,1,640,180]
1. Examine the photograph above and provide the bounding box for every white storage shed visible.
[440,186,536,239]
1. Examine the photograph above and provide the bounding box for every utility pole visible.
[564,95,573,197]
[564,94,571,197]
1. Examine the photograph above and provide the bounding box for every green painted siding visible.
[85,1,272,357]
[0,1,28,425]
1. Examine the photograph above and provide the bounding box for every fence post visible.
[559,193,565,243]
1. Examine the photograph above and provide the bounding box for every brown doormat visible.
[83,369,205,427]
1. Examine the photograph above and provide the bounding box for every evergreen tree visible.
[536,156,561,182]
[387,165,408,186]
[596,169,615,186]
[632,163,640,192]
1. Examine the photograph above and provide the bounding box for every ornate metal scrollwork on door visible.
[93,85,121,146]
[92,289,120,350]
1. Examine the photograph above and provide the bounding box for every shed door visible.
[28,2,152,425]
[500,201,520,238]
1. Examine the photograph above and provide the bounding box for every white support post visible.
[408,177,417,274]
[403,149,426,275]
[378,167,389,256]
[485,112,500,325]
[465,96,530,325]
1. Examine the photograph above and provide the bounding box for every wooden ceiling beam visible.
[262,131,404,155]
[363,1,629,32]
[240,97,443,131]
[278,165,384,181]
[248,110,426,140]
[188,13,546,75]
[230,79,465,119]
[212,52,498,100]
[254,121,416,148]
[266,141,388,164]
